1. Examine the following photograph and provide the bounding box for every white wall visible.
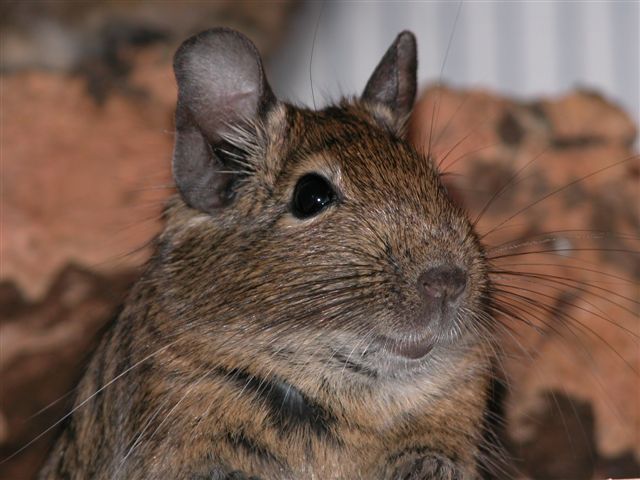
[268,1,639,123]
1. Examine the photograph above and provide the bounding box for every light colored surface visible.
[269,1,639,124]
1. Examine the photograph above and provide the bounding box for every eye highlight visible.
[291,173,336,219]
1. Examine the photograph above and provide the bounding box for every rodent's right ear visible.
[172,28,276,213]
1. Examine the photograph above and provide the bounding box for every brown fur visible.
[40,33,496,480]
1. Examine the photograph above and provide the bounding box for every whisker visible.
[487,229,639,254]
[427,0,464,160]
[489,247,638,261]
[480,155,638,239]
[309,0,326,110]
[439,142,499,174]
[490,267,640,312]
[472,145,552,228]
[0,341,180,464]
[492,287,639,376]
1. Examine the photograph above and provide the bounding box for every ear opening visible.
[361,31,418,130]
[172,27,276,214]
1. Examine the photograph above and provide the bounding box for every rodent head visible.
[157,28,491,386]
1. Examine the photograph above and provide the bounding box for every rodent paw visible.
[391,453,464,480]
[207,469,262,480]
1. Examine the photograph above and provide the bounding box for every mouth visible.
[376,335,434,360]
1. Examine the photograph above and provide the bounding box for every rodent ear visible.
[172,28,276,213]
[361,31,417,128]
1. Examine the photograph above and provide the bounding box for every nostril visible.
[417,266,468,304]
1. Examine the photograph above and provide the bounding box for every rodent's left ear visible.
[361,31,417,130]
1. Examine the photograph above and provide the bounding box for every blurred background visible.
[1,1,638,479]
[271,1,639,123]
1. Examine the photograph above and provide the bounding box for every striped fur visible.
[40,61,496,480]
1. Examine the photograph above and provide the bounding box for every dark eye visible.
[291,174,336,219]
